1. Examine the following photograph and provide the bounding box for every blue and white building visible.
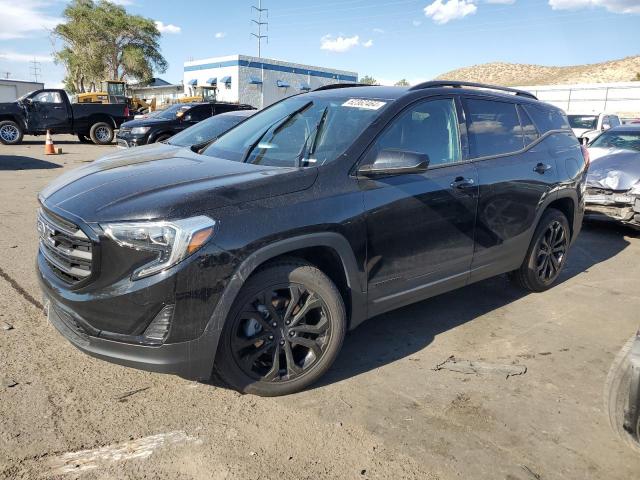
[183,54,358,108]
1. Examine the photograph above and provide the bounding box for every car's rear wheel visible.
[89,122,114,145]
[214,260,346,396]
[0,120,24,145]
[509,208,570,292]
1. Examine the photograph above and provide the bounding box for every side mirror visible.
[358,149,429,177]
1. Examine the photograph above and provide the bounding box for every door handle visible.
[533,163,552,174]
[450,176,475,189]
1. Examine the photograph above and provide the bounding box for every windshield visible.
[16,91,36,102]
[153,104,190,120]
[168,114,247,147]
[590,130,640,151]
[202,95,388,167]
[568,115,598,130]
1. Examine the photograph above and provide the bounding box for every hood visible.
[572,127,595,139]
[0,102,21,113]
[40,148,318,223]
[95,142,181,163]
[586,149,640,191]
[121,116,173,128]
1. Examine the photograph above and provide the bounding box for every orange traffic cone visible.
[44,130,56,155]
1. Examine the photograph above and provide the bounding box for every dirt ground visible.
[1,135,640,479]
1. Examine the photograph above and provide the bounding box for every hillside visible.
[435,55,640,86]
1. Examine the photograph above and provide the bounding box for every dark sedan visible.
[99,110,255,163]
[116,102,254,148]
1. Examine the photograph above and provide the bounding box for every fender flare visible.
[207,232,365,335]
[0,114,27,131]
[148,130,175,143]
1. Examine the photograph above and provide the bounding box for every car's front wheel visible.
[215,260,346,396]
[509,208,570,292]
[0,120,24,145]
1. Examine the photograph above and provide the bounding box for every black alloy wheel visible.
[535,220,567,283]
[215,260,346,396]
[231,284,330,382]
[509,208,571,292]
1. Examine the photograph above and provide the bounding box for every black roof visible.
[608,125,640,132]
[306,82,545,107]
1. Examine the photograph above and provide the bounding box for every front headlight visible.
[131,126,151,135]
[102,216,215,279]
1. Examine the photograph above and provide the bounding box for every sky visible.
[0,0,639,88]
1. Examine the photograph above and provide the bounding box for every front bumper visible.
[36,219,238,380]
[43,294,220,380]
[584,196,640,227]
[115,133,147,148]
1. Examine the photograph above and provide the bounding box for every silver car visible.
[584,125,640,227]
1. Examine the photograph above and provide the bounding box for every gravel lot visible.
[1,135,640,479]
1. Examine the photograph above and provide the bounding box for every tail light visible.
[581,145,590,166]
[124,106,130,117]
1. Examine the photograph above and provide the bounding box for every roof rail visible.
[409,80,537,100]
[313,83,366,92]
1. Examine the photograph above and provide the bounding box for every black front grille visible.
[37,208,93,284]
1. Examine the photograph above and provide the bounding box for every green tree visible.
[53,0,167,92]
[394,79,410,87]
[359,75,378,85]
[634,72,640,81]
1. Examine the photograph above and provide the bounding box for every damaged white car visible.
[585,125,640,227]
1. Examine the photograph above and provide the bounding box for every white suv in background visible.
[568,112,621,144]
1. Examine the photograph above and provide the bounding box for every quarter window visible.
[523,104,571,133]
[372,98,461,167]
[517,105,540,146]
[466,99,524,157]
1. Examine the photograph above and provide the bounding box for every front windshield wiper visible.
[296,106,329,167]
[241,101,313,164]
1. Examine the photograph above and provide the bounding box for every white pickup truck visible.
[568,112,621,144]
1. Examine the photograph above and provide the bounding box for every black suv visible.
[37,82,587,396]
[116,102,254,147]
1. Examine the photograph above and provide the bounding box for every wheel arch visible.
[208,233,366,335]
[0,114,26,130]
[87,114,117,129]
[546,196,576,238]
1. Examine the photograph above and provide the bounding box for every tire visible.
[214,259,346,396]
[154,134,172,143]
[89,122,114,145]
[77,134,91,143]
[604,334,640,452]
[509,208,571,292]
[0,120,24,145]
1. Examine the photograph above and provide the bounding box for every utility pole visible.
[1,71,10,80]
[251,0,268,58]
[29,59,41,83]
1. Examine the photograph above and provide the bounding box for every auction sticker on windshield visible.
[342,99,387,110]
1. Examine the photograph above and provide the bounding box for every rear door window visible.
[465,98,524,158]
[523,105,571,133]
